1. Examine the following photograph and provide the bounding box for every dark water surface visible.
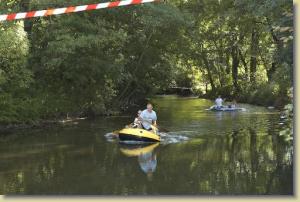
[0,96,293,195]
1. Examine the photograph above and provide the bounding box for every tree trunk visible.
[250,28,258,84]
[267,62,277,81]
[20,0,33,35]
[239,48,249,81]
[116,31,154,103]
[202,56,216,93]
[225,53,231,74]
[231,46,240,92]
[266,18,284,81]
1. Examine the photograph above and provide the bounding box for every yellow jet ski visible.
[117,127,160,142]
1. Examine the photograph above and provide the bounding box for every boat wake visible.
[104,132,118,142]
[159,132,189,145]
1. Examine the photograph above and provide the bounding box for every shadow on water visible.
[0,95,293,195]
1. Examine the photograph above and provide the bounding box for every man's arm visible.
[152,112,157,126]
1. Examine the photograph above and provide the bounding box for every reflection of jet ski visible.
[120,143,159,157]
[138,150,157,176]
[120,143,158,180]
[118,128,160,142]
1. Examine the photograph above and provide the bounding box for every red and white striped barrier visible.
[0,0,157,22]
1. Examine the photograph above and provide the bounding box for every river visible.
[0,95,293,195]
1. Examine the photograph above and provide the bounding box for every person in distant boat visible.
[228,99,237,108]
[215,95,224,109]
[140,103,157,131]
[133,110,142,128]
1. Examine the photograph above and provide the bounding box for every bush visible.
[248,83,279,106]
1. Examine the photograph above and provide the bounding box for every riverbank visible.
[200,86,293,109]
[0,117,87,134]
[0,103,148,134]
[0,96,150,133]
[0,110,125,133]
[161,89,288,109]
[198,94,287,109]
[0,93,287,133]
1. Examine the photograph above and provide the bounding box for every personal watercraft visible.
[207,105,245,112]
[117,127,160,142]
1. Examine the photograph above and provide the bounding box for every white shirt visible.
[140,110,157,130]
[215,98,223,107]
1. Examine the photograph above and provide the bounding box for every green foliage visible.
[279,88,293,142]
[0,21,34,123]
[29,12,128,115]
[246,83,280,106]
[174,0,292,108]
[0,23,31,91]
[1,0,188,123]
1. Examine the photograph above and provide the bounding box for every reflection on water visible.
[120,143,158,180]
[139,152,157,180]
[0,95,293,195]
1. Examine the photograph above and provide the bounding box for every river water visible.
[0,95,293,195]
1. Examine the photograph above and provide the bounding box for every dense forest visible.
[0,0,293,124]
